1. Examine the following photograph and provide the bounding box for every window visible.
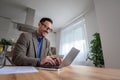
[59,18,88,65]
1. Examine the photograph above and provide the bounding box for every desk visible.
[0,65,120,80]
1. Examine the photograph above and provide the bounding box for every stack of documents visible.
[0,66,38,74]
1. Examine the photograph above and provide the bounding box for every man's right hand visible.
[40,56,62,66]
[40,56,56,66]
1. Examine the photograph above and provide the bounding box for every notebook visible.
[40,47,80,70]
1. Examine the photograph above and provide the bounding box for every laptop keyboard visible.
[41,58,60,69]
[43,62,59,69]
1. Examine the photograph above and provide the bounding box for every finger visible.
[56,57,62,64]
[40,56,52,65]
[48,57,56,65]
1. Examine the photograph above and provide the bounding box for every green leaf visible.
[86,32,104,67]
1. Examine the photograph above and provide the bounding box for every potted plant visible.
[0,38,15,51]
[86,32,104,67]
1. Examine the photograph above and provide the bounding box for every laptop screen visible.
[59,47,80,68]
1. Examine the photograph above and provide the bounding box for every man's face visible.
[38,21,52,36]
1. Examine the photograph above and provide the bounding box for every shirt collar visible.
[36,32,43,41]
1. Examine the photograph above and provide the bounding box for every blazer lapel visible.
[40,38,46,59]
[32,32,37,56]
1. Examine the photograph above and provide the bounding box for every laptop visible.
[40,47,80,70]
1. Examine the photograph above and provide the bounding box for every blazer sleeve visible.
[12,33,38,66]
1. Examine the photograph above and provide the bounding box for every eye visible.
[41,23,53,32]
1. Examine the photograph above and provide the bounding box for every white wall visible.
[0,17,23,42]
[0,17,11,40]
[0,2,26,23]
[94,0,120,69]
[55,30,61,54]
[83,3,99,66]
[0,1,26,41]
[85,3,99,43]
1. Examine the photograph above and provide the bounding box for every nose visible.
[44,29,49,34]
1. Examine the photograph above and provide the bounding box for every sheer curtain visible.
[59,18,88,65]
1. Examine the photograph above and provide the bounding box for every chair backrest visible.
[5,51,14,65]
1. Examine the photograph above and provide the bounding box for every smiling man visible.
[12,17,62,67]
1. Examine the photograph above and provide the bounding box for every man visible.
[12,17,61,66]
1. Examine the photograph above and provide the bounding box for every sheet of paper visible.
[0,66,38,74]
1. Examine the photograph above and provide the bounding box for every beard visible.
[41,30,49,36]
[38,28,49,37]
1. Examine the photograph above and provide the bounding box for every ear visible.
[38,22,41,27]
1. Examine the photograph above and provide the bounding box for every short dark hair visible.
[40,17,53,24]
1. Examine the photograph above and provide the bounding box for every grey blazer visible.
[12,31,52,66]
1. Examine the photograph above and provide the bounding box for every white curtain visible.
[59,18,88,65]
